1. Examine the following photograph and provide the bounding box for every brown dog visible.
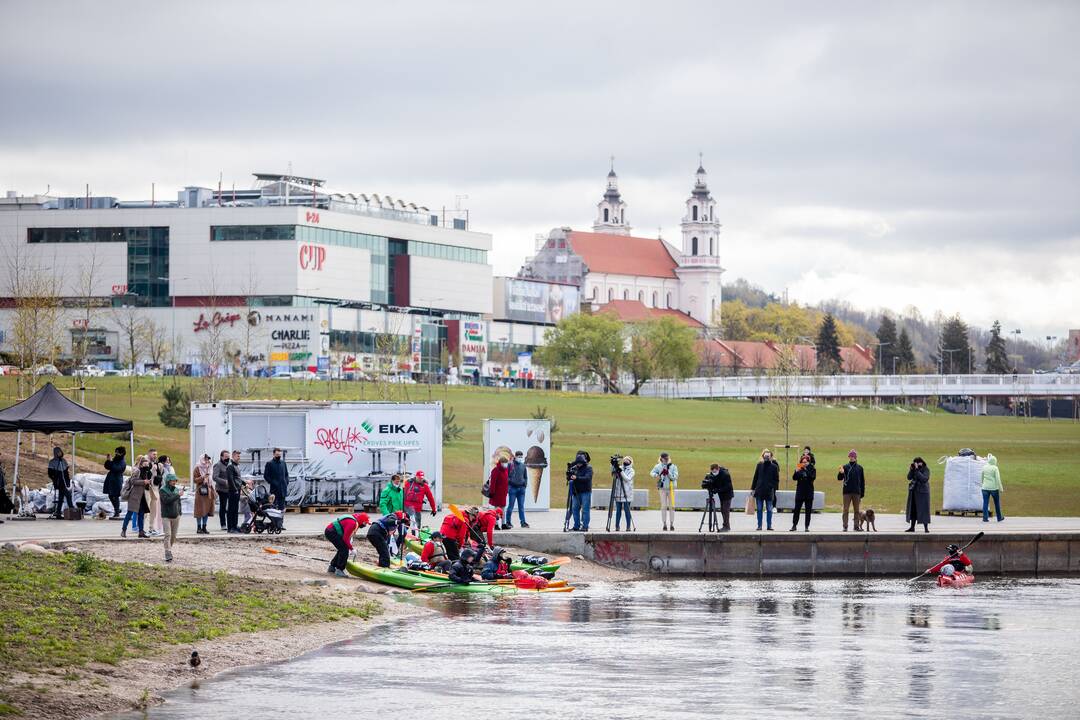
[858,508,877,532]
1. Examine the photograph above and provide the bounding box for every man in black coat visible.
[568,450,593,531]
[263,447,290,515]
[102,446,127,519]
[838,450,866,531]
[791,451,817,532]
[226,450,243,534]
[704,464,734,531]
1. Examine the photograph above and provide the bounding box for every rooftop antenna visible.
[699,150,703,167]
[610,155,615,172]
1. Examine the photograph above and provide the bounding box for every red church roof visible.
[599,300,704,328]
[567,231,679,279]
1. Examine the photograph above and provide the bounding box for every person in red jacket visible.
[928,543,974,576]
[487,457,510,522]
[324,512,370,577]
[474,507,502,548]
[438,512,470,561]
[420,530,452,572]
[403,470,437,533]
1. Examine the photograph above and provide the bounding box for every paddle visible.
[263,547,330,563]
[449,503,491,556]
[908,531,984,582]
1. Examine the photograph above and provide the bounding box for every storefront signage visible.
[305,211,321,224]
[193,311,242,332]
[299,243,326,271]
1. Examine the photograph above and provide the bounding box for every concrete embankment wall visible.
[499,531,1080,576]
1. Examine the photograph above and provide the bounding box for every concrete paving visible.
[3,507,1078,546]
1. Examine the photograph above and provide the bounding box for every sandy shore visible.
[9,534,632,719]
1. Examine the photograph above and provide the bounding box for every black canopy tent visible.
[0,383,133,515]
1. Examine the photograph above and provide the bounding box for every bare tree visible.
[372,314,410,400]
[767,343,801,490]
[111,303,146,405]
[70,247,102,373]
[142,317,170,367]
[3,245,63,398]
[195,272,230,403]
[233,266,266,397]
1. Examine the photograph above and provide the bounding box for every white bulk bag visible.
[941,455,986,511]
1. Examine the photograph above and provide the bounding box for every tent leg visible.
[129,431,135,465]
[12,429,21,516]
[72,432,77,477]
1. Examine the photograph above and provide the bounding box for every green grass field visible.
[3,377,1077,515]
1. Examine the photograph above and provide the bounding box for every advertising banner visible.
[460,320,486,368]
[504,279,580,324]
[482,418,551,511]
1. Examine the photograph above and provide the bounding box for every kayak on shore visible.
[346,561,575,594]
[406,527,566,574]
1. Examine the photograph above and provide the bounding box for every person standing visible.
[379,474,404,515]
[263,447,290,521]
[981,454,1005,522]
[324,512,370,577]
[791,451,817,532]
[226,450,243,534]
[121,456,150,538]
[102,446,127,519]
[159,472,184,562]
[403,470,436,531]
[837,450,866,531]
[213,450,230,531]
[650,452,679,531]
[487,456,509,526]
[48,447,74,519]
[905,456,931,533]
[145,449,163,536]
[192,453,215,534]
[568,450,593,532]
[751,450,779,531]
[505,450,529,529]
[705,463,734,532]
[613,456,635,531]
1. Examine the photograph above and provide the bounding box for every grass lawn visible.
[2,377,1077,515]
[0,551,378,677]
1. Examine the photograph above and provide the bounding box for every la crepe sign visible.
[193,311,242,333]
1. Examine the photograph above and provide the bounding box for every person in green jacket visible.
[981,454,1004,522]
[378,474,404,515]
[159,472,185,562]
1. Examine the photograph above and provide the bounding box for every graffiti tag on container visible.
[591,540,672,573]
[313,426,366,463]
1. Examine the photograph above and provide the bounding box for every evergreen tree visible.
[896,327,916,372]
[937,316,974,374]
[875,314,899,374]
[158,385,190,429]
[816,313,843,374]
[985,320,1010,374]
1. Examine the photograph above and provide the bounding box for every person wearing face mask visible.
[48,447,74,519]
[505,450,529,529]
[791,451,817,532]
[263,447,290,517]
[751,449,780,531]
[650,452,679,531]
[837,450,866,531]
[704,463,734,532]
[487,455,509,523]
[905,456,931,533]
[379,473,405,515]
[568,450,593,532]
[613,456,635,531]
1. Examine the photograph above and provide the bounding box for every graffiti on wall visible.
[591,540,671,573]
[313,426,368,463]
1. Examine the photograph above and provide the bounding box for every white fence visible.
[637,373,1080,400]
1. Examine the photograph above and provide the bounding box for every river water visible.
[129,578,1080,719]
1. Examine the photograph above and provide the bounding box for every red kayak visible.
[937,572,975,588]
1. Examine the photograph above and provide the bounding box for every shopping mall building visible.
[0,173,568,379]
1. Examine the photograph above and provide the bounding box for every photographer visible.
[791,451,816,532]
[703,463,734,531]
[650,452,679,531]
[613,456,635,531]
[905,457,931,533]
[568,450,593,532]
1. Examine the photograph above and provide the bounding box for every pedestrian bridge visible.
[637,373,1080,401]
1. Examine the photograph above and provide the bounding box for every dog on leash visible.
[858,508,877,532]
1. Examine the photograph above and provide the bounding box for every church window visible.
[638,290,644,303]
[651,291,657,307]
[691,237,698,256]
[692,205,698,221]
[709,238,714,255]
[607,288,614,302]
[604,208,609,222]
[623,289,629,300]
[620,210,624,223]
[665,292,671,308]
[592,286,598,300]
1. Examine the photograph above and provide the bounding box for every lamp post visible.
[869,341,890,374]
[942,348,960,375]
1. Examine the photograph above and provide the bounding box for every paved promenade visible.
[3,507,1078,545]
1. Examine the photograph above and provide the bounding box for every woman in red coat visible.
[487,458,509,520]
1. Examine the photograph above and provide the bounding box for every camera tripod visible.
[605,462,636,532]
[699,491,721,532]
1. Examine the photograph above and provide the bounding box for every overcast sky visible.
[2,1,1077,337]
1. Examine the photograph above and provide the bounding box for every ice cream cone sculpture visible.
[525,445,548,503]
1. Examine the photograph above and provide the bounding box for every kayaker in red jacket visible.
[487,459,510,515]
[324,512,369,577]
[928,544,973,575]
[403,471,437,532]
[421,530,452,572]
[474,507,502,548]
[439,513,470,561]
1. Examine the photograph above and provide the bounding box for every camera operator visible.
[568,450,593,532]
[650,452,679,531]
[702,463,734,531]
[612,456,635,531]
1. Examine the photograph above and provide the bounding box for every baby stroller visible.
[241,484,284,534]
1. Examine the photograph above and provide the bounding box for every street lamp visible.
[869,341,890,374]
[941,348,961,375]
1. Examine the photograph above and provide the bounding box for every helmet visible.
[946,544,959,555]
[460,548,478,563]
[492,546,505,560]
[940,564,956,576]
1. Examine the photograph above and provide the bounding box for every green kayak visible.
[345,561,518,594]
[406,528,564,574]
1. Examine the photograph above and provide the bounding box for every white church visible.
[520,162,724,329]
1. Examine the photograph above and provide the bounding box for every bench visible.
[589,489,650,510]
[673,489,825,512]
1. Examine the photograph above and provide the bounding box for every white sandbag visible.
[941,455,986,511]
[75,473,106,495]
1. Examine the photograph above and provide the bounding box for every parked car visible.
[32,364,60,376]
[73,365,106,378]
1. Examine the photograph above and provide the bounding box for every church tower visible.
[592,159,631,235]
[675,157,724,328]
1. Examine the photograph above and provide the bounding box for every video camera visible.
[701,467,731,494]
[609,454,622,468]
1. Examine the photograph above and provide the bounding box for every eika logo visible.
[379,423,418,434]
